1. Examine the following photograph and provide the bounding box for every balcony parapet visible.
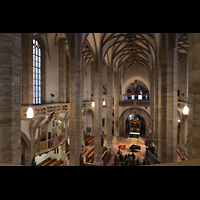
[123,93,150,101]
[21,101,93,119]
[119,99,150,107]
[21,103,69,119]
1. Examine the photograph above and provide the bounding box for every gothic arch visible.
[119,107,150,136]
[21,131,31,149]
[21,131,31,165]
[82,108,94,136]
[83,107,94,118]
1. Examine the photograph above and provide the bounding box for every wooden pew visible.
[177,145,185,161]
[85,136,94,146]
[86,147,94,162]
[37,157,52,166]
[52,159,64,166]
[102,146,107,160]
[103,149,111,166]
[89,140,94,146]
[44,158,57,166]
[49,159,59,166]
[82,146,88,154]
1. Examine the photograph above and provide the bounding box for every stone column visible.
[151,59,160,156]
[179,53,189,146]
[91,61,95,99]
[106,66,113,151]
[82,60,85,101]
[153,60,159,149]
[22,33,33,105]
[188,33,200,159]
[69,33,82,166]
[59,38,66,103]
[0,33,22,165]
[150,71,154,135]
[93,58,103,166]
[157,63,162,160]
[158,33,178,163]
[66,57,70,102]
[113,70,120,141]
[181,53,188,102]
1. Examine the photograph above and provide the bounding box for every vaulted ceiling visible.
[83,33,157,76]
[33,32,189,71]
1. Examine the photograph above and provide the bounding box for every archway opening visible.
[85,110,93,136]
[125,114,146,138]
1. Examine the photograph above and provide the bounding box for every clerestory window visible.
[33,39,41,104]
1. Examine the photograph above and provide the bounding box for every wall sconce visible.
[103,100,106,106]
[27,107,34,118]
[92,101,95,107]
[183,105,189,115]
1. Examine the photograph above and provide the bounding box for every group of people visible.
[113,146,146,166]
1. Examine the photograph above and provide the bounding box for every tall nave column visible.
[158,33,178,163]
[179,53,188,149]
[59,38,66,103]
[106,66,113,151]
[93,58,103,166]
[22,33,33,105]
[113,70,120,141]
[68,33,82,166]
[0,33,22,165]
[188,33,200,159]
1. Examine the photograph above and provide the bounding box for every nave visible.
[107,136,146,166]
[34,133,187,166]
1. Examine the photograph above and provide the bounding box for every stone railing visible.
[146,149,161,165]
[119,100,150,107]
[21,103,69,119]
[123,93,150,101]
[21,102,93,119]
[152,158,200,166]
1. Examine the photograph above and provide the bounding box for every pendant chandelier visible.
[183,105,189,115]
[27,107,34,118]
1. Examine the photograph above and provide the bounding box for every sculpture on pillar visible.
[102,85,107,95]
[134,79,138,94]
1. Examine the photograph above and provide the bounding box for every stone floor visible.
[64,135,184,166]
[106,136,147,166]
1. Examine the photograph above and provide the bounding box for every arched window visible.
[33,39,41,104]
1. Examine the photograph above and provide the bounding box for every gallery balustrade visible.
[122,93,150,101]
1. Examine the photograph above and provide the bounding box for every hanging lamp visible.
[27,107,34,118]
[92,101,95,108]
[183,105,189,115]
